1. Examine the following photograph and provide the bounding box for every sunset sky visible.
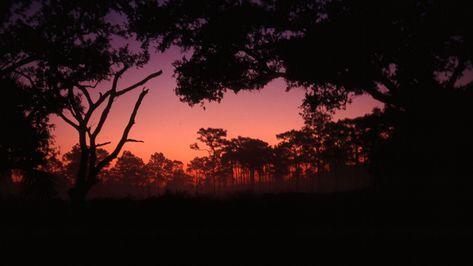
[51,47,382,165]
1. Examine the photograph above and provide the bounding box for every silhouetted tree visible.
[108,151,147,197]
[270,145,291,187]
[187,156,212,195]
[138,0,472,109]
[166,161,194,194]
[190,128,228,193]
[59,62,161,202]
[62,144,110,184]
[145,152,174,196]
[0,78,53,198]
[223,137,272,188]
[1,1,164,201]
[135,0,473,198]
[19,152,69,200]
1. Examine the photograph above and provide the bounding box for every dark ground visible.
[1,192,471,265]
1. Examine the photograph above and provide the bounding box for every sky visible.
[51,47,382,165]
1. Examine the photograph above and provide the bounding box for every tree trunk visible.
[212,175,216,195]
[250,169,255,185]
[68,184,90,205]
[68,173,97,204]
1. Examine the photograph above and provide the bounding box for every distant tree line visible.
[185,108,388,196]
[9,108,384,199]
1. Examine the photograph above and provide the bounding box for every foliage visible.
[132,0,473,199]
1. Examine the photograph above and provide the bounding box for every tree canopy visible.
[129,0,473,198]
[131,0,473,111]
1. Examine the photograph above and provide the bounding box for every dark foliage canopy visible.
[130,0,473,112]
[130,0,473,198]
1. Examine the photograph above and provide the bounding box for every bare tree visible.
[57,66,162,202]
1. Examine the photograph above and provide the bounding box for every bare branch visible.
[57,112,79,130]
[77,85,94,107]
[91,66,129,138]
[446,59,465,89]
[67,87,85,123]
[91,69,162,139]
[116,70,162,97]
[126,139,144,143]
[96,88,149,171]
[85,126,93,139]
[112,66,130,92]
[96,141,111,147]
[77,80,99,89]
[82,66,129,124]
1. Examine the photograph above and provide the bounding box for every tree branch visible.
[57,112,79,130]
[78,80,99,89]
[365,83,396,106]
[96,141,111,147]
[376,74,399,94]
[12,70,36,88]
[67,87,85,123]
[96,88,149,171]
[83,66,129,124]
[76,85,94,108]
[91,66,129,138]
[116,70,162,97]
[126,139,144,143]
[0,56,36,76]
[239,47,285,78]
[446,59,465,89]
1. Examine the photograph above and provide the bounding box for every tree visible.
[62,144,110,183]
[145,152,174,196]
[187,156,212,195]
[165,161,193,194]
[136,0,473,198]
[1,1,164,201]
[190,128,228,193]
[0,78,53,198]
[59,63,161,202]
[19,152,68,200]
[276,130,311,189]
[109,150,147,197]
[223,137,272,186]
[137,0,472,110]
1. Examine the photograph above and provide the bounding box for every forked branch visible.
[96,88,149,171]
